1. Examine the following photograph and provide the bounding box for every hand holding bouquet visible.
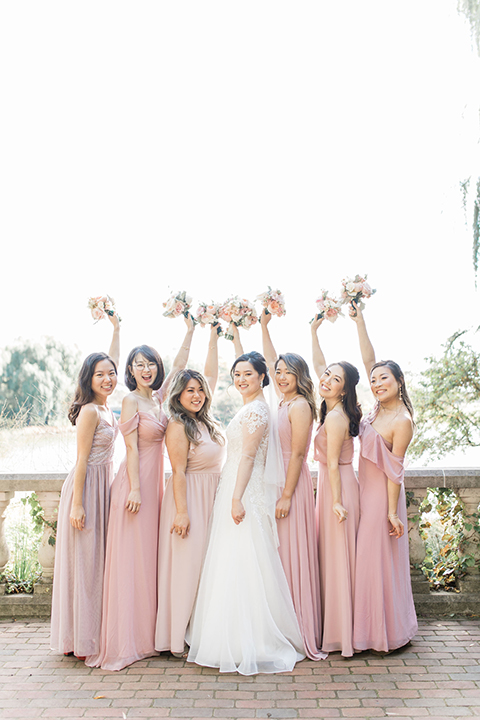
[220,296,258,340]
[340,274,376,316]
[88,295,121,324]
[310,290,343,324]
[256,287,286,318]
[163,290,193,319]
[194,302,223,335]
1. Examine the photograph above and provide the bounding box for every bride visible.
[186,351,305,675]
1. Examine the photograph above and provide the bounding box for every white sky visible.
[1,0,479,394]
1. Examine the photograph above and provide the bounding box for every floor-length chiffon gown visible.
[353,416,418,652]
[186,399,305,675]
[276,400,325,661]
[155,425,225,655]
[51,413,118,657]
[86,400,167,671]
[314,421,359,657]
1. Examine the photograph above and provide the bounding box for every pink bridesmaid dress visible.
[86,400,167,671]
[314,422,359,657]
[353,417,418,652]
[51,414,118,656]
[276,401,325,660]
[155,425,225,655]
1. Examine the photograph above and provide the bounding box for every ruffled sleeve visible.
[360,419,404,485]
[119,413,140,437]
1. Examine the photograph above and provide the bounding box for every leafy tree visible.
[409,330,480,459]
[0,337,81,425]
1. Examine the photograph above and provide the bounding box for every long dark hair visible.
[125,345,165,391]
[371,360,415,420]
[320,361,362,437]
[68,352,117,426]
[230,351,270,386]
[275,353,318,421]
[167,369,224,446]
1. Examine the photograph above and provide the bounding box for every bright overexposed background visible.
[1,1,479,468]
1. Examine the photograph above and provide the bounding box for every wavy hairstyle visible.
[230,351,270,387]
[125,345,165,392]
[68,352,117,426]
[275,353,318,421]
[167,369,224,446]
[370,360,415,420]
[319,361,362,437]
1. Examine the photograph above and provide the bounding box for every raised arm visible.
[311,316,327,380]
[69,405,98,530]
[231,408,267,524]
[107,312,121,368]
[204,324,220,394]
[229,322,245,359]
[260,310,278,384]
[163,313,195,394]
[349,302,376,377]
[166,421,191,539]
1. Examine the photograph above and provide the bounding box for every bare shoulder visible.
[392,412,414,439]
[324,409,348,433]
[166,419,187,439]
[77,403,99,427]
[122,393,138,411]
[289,396,312,420]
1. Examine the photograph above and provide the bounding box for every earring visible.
[398,387,402,400]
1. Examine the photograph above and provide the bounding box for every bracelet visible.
[388,513,399,520]
[181,345,190,350]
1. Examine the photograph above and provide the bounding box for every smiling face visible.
[318,363,345,401]
[91,359,117,401]
[275,359,298,396]
[370,365,400,403]
[129,353,158,390]
[233,361,264,399]
[179,378,206,415]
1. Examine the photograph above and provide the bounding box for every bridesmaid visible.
[311,316,361,657]
[155,324,225,657]
[349,303,417,652]
[86,315,195,671]
[51,314,120,658]
[261,310,325,661]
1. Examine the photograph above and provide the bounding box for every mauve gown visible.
[276,401,325,660]
[51,415,118,656]
[353,417,418,652]
[155,424,226,655]
[314,422,359,657]
[86,402,167,671]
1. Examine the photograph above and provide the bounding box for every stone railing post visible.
[406,487,430,594]
[457,487,480,593]
[0,491,14,579]
[34,490,60,596]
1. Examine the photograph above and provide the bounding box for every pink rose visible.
[91,307,104,321]
[174,301,184,316]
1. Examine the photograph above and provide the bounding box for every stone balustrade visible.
[0,469,479,618]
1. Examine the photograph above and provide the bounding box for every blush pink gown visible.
[353,417,418,652]
[86,403,167,671]
[155,425,225,655]
[51,415,118,657]
[314,422,359,657]
[276,401,325,661]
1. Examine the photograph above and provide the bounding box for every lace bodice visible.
[87,417,118,466]
[221,400,269,513]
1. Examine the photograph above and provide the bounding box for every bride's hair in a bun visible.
[231,351,270,387]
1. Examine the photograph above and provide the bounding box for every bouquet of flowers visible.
[87,295,121,323]
[310,290,343,324]
[256,287,286,318]
[219,296,258,340]
[194,302,223,335]
[162,290,193,319]
[340,274,376,315]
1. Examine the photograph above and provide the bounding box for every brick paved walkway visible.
[0,618,479,719]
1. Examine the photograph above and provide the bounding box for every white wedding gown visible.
[186,399,305,675]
